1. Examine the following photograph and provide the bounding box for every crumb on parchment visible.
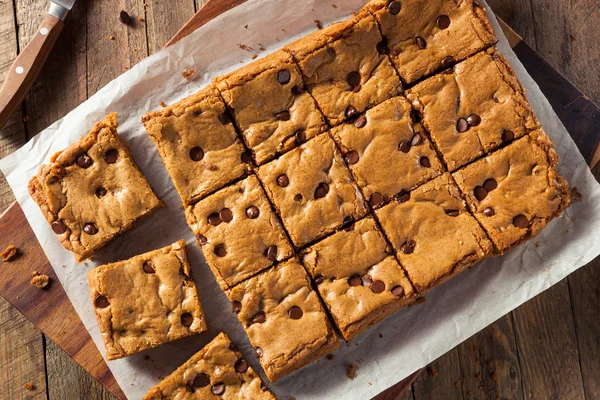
[181,68,195,80]
[1,245,19,261]
[346,363,358,380]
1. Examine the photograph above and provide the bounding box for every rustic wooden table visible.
[0,1,598,399]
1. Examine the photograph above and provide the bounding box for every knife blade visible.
[49,0,76,20]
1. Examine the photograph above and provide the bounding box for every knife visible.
[0,0,76,129]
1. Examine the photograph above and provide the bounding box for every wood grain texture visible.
[146,0,196,53]
[413,350,463,400]
[487,0,536,47]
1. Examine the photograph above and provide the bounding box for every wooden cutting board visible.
[1,1,599,399]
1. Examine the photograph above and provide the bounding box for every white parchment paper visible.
[1,1,600,398]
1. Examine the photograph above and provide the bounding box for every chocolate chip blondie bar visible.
[144,332,275,399]
[88,240,206,360]
[257,133,368,248]
[285,9,402,126]
[330,96,444,207]
[185,175,293,290]
[407,48,539,170]
[376,174,493,292]
[142,84,250,206]
[302,217,415,341]
[227,259,340,382]
[215,50,327,165]
[367,0,496,84]
[28,113,163,262]
[452,130,571,253]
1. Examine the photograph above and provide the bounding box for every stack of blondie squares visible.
[28,0,571,396]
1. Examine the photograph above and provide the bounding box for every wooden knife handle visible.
[0,14,64,129]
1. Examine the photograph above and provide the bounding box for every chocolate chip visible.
[474,186,488,201]
[294,193,303,202]
[189,146,204,161]
[246,206,259,219]
[483,178,498,192]
[255,346,263,358]
[288,306,303,320]
[398,140,411,153]
[219,208,233,223]
[232,301,242,314]
[104,149,118,164]
[276,174,289,187]
[51,220,67,234]
[294,129,306,146]
[398,191,410,202]
[410,109,421,123]
[251,311,266,324]
[353,115,367,128]
[345,150,359,165]
[376,36,389,54]
[218,112,230,124]
[291,85,303,96]
[241,150,253,163]
[369,192,385,207]
[214,243,227,257]
[371,280,385,294]
[401,239,416,254]
[276,110,290,121]
[419,156,431,168]
[348,275,362,287]
[95,187,107,198]
[436,15,451,29]
[94,295,109,308]
[228,342,238,352]
[207,212,222,226]
[234,358,248,373]
[415,36,427,50]
[314,275,325,285]
[119,10,130,24]
[264,245,278,261]
[277,69,291,84]
[345,106,358,119]
[411,133,422,146]
[347,71,361,88]
[457,118,469,133]
[197,234,208,245]
[483,207,495,217]
[181,313,194,327]
[441,56,455,67]
[193,373,210,388]
[502,130,514,142]
[142,261,155,274]
[83,223,98,235]
[388,0,401,15]
[186,383,195,393]
[314,182,329,199]
[391,285,404,297]
[513,214,529,228]
[467,114,481,126]
[211,383,225,396]
[77,153,92,168]
[445,209,460,217]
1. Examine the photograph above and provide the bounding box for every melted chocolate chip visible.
[251,311,266,324]
[345,150,360,165]
[294,193,303,202]
[218,112,230,125]
[437,15,451,29]
[294,129,306,146]
[211,383,225,396]
[369,192,385,207]
[276,110,290,121]
[94,295,109,308]
[193,373,210,388]
[208,213,222,226]
[441,56,455,67]
[347,71,361,88]
[457,118,469,133]
[51,220,67,234]
[314,275,325,285]
[255,346,263,358]
[419,157,431,168]
[348,275,362,287]
[473,186,488,201]
[345,106,358,119]
[142,261,155,274]
[410,109,421,123]
[376,36,389,54]
[181,313,194,327]
[391,285,404,297]
[214,243,227,257]
[371,280,385,294]
[232,301,242,314]
[83,223,98,235]
[314,182,329,199]
[398,191,410,202]
[401,239,416,254]
[411,133,422,146]
[388,0,401,15]
[415,36,427,50]
[398,140,411,153]
[197,234,208,245]
[467,114,481,126]
[276,174,289,187]
[235,358,248,373]
[483,178,498,192]
[95,187,107,198]
[219,208,233,223]
[483,207,495,217]
[513,214,529,228]
[445,209,460,217]
[104,149,119,164]
[77,153,92,168]
[502,130,514,142]
[246,206,259,219]
[288,305,303,320]
[277,70,291,84]
[353,115,367,128]
[264,245,278,261]
[190,146,205,161]
[241,150,253,163]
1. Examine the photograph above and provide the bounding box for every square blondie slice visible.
[185,175,293,290]
[302,217,415,341]
[331,96,444,208]
[367,0,496,84]
[88,240,207,360]
[28,113,163,262]
[452,130,571,253]
[142,84,250,206]
[257,134,368,248]
[144,332,275,400]
[376,174,493,292]
[215,50,327,165]
[407,48,539,171]
[285,9,402,126]
[227,259,340,382]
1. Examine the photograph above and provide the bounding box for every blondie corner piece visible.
[257,134,368,248]
[142,84,251,206]
[331,96,444,207]
[144,332,275,400]
[367,0,496,84]
[88,240,207,360]
[284,9,402,126]
[376,173,493,292]
[407,48,539,171]
[185,175,293,290]
[302,217,415,341]
[28,113,163,262]
[215,50,327,165]
[227,259,340,382]
[452,130,571,253]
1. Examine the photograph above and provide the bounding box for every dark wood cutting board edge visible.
[0,1,598,399]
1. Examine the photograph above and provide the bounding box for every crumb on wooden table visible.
[138,16,145,22]
[346,363,358,380]
[1,244,19,261]
[109,35,115,40]
[30,272,50,289]
[23,382,34,391]
[181,68,195,80]
[427,366,438,377]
